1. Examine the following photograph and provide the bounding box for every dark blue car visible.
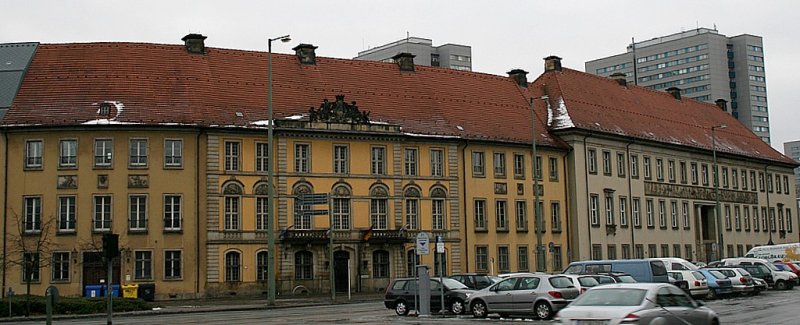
[698,269,733,299]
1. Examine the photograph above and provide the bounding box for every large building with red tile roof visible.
[0,35,795,299]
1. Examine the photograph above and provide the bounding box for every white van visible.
[745,243,800,262]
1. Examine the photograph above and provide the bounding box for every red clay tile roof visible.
[531,68,795,165]
[3,42,566,149]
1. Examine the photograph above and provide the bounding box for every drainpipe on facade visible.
[626,141,636,254]
[561,150,572,266]
[583,133,594,260]
[460,140,470,271]
[2,131,7,298]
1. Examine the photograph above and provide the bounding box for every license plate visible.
[577,321,609,325]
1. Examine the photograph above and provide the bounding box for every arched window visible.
[295,250,313,280]
[225,251,241,282]
[406,249,418,277]
[292,183,313,229]
[370,184,389,230]
[332,184,351,230]
[256,251,268,281]
[255,183,269,231]
[222,182,243,231]
[404,186,421,230]
[372,250,390,278]
[431,186,447,230]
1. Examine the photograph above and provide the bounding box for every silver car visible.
[553,283,719,325]
[466,274,579,320]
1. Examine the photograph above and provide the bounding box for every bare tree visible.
[6,211,56,316]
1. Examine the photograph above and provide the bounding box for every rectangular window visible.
[497,246,509,272]
[725,205,732,230]
[59,139,78,167]
[93,195,112,231]
[787,208,793,233]
[513,154,525,178]
[784,176,790,194]
[668,160,675,182]
[633,197,641,227]
[496,200,508,231]
[370,199,388,230]
[732,169,739,189]
[659,200,667,228]
[587,149,597,174]
[643,156,652,179]
[622,244,631,259]
[255,142,269,172]
[592,244,603,260]
[256,197,267,231]
[404,148,418,176]
[617,152,626,177]
[405,199,419,230]
[224,141,240,171]
[630,154,639,178]
[372,251,389,278]
[753,207,760,231]
[474,199,487,230]
[23,253,40,282]
[661,245,670,258]
[129,138,148,167]
[332,198,350,230]
[691,163,698,185]
[649,244,658,258]
[605,194,614,225]
[680,161,687,184]
[701,164,709,186]
[94,139,113,167]
[722,167,729,188]
[551,202,562,231]
[294,143,310,173]
[670,201,678,228]
[646,199,655,227]
[224,196,240,230]
[735,206,742,231]
[476,246,488,272]
[759,172,765,192]
[128,195,147,231]
[742,170,749,190]
[24,196,42,232]
[472,151,485,176]
[25,140,43,168]
[493,152,506,177]
[515,200,527,231]
[432,199,445,230]
[430,149,444,177]
[58,196,76,232]
[656,158,664,181]
[635,245,644,259]
[607,245,617,260]
[590,194,600,226]
[51,252,70,282]
[134,251,152,280]
[549,157,559,181]
[750,171,757,191]
[619,197,628,226]
[776,175,782,193]
[552,246,563,271]
[744,206,751,231]
[370,146,386,175]
[333,145,349,174]
[164,139,183,168]
[534,156,543,180]
[518,246,529,271]
[682,201,690,229]
[164,195,182,231]
[767,174,773,193]
[602,151,612,175]
[685,245,693,260]
[164,250,182,279]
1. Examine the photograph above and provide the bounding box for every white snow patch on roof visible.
[250,120,273,126]
[82,119,140,125]
[369,120,390,125]
[285,114,305,120]
[403,132,460,139]
[550,97,575,130]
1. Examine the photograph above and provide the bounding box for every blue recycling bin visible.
[85,285,103,298]
[108,284,120,297]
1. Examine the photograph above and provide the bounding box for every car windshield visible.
[709,270,727,279]
[550,276,575,288]
[595,276,616,284]
[578,277,600,287]
[571,288,647,306]
[765,263,780,271]
[441,278,468,290]
[692,271,706,280]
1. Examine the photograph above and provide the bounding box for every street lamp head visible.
[280,36,291,43]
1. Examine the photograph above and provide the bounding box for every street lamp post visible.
[267,34,291,305]
[531,95,548,272]
[711,124,726,261]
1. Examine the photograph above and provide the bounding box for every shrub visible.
[0,295,151,317]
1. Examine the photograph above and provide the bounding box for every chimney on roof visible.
[181,33,207,54]
[393,52,416,72]
[715,98,728,112]
[292,44,318,65]
[507,69,529,87]
[544,56,562,72]
[666,87,682,100]
[610,72,627,86]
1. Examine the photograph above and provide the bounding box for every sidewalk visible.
[2,292,384,323]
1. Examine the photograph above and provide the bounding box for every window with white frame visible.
[474,200,486,230]
[701,164,709,186]
[535,156,543,180]
[646,199,654,227]
[164,195,181,231]
[432,198,445,230]
[670,201,678,228]
[371,146,386,175]
[725,205,732,230]
[744,206,751,231]
[94,139,113,167]
[93,195,112,231]
[549,157,559,180]
[59,139,77,167]
[493,152,506,177]
[51,252,70,282]
[164,250,182,279]
[682,201,690,228]
[128,195,147,231]
[257,251,269,281]
[25,140,43,168]
[513,154,525,178]
[605,194,614,225]
[24,196,42,233]
[404,148,418,176]
[551,201,561,231]
[256,142,269,172]
[58,196,76,232]
[633,197,641,227]
[472,151,485,176]
[658,200,667,228]
[668,160,675,182]
[602,151,612,175]
[294,143,310,173]
[134,251,152,280]
[224,196,240,231]
[590,194,599,226]
[224,141,240,171]
[431,149,444,177]
[630,154,639,178]
[164,139,183,168]
[516,200,527,231]
[643,156,652,179]
[617,153,626,177]
[370,197,388,230]
[333,145,349,174]
[129,138,148,167]
[405,198,419,230]
[680,161,687,184]
[656,158,664,181]
[691,163,698,184]
[333,197,351,230]
[619,197,628,226]
[588,149,597,174]
[735,205,742,230]
[295,251,313,280]
[225,251,241,282]
[496,200,508,230]
[256,196,268,231]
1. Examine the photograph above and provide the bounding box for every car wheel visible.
[706,289,717,300]
[450,299,465,315]
[775,280,787,290]
[535,302,554,320]
[394,300,409,316]
[471,300,487,318]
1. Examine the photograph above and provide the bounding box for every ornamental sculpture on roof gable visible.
[309,95,370,124]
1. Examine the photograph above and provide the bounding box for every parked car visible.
[745,242,800,261]
[738,264,775,291]
[563,259,669,283]
[466,274,579,320]
[714,267,755,296]
[718,257,798,290]
[773,262,800,278]
[449,273,499,290]
[383,277,474,316]
[562,274,601,294]
[650,257,699,271]
[582,274,617,285]
[697,269,733,299]
[552,283,719,325]
[589,271,637,284]
[668,270,709,299]
[752,277,768,294]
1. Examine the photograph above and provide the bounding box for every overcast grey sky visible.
[3,0,798,152]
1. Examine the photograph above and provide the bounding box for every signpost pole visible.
[437,235,444,315]
[329,196,335,301]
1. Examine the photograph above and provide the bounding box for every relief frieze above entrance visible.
[643,181,758,204]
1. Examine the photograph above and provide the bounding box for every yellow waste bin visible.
[122,284,139,299]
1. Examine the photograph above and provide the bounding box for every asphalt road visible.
[28,288,800,324]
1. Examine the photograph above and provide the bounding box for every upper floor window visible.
[255,142,269,172]
[513,154,525,178]
[474,199,487,230]
[722,167,729,188]
[224,141,240,171]
[129,138,148,167]
[549,157,559,181]
[617,153,626,177]
[587,149,597,174]
[431,149,444,177]
[630,154,639,178]
[164,139,183,168]
[496,200,508,231]
[534,156,543,180]
[472,151,485,176]
[294,143,310,173]
[668,160,675,182]
[128,195,148,231]
[93,195,112,231]
[404,148,418,176]
[94,139,113,167]
[333,145,349,174]
[24,196,42,233]
[656,158,664,181]
[679,162,687,184]
[59,139,78,168]
[25,140,43,168]
[164,195,182,231]
[371,146,386,175]
[643,156,652,179]
[701,164,709,186]
[602,151,612,175]
[493,152,506,177]
[589,194,599,226]
[58,196,76,232]
[691,163,698,185]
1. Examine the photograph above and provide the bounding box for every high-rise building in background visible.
[355,36,472,71]
[784,140,800,198]
[586,28,771,143]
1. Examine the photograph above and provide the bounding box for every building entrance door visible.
[334,251,350,293]
[82,252,120,296]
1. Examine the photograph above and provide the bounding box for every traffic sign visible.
[302,209,329,216]
[416,232,430,255]
[299,193,329,205]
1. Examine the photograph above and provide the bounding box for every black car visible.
[384,277,474,316]
[449,273,499,290]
